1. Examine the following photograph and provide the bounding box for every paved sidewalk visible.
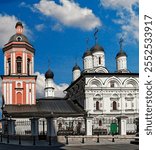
[0,136,134,147]
[0,143,139,150]
[0,138,63,147]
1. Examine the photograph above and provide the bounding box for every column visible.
[32,55,34,74]
[22,52,25,74]
[117,116,127,135]
[4,55,6,75]
[26,83,29,104]
[25,54,27,75]
[1,119,7,134]
[9,82,12,104]
[30,62,32,75]
[11,52,13,74]
[8,119,16,135]
[53,118,58,135]
[32,83,35,104]
[12,52,16,74]
[30,118,39,136]
[3,82,6,105]
[85,117,93,136]
[46,117,57,137]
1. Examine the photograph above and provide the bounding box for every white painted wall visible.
[83,55,93,70]
[116,56,127,71]
[73,69,81,81]
[45,78,54,97]
[69,75,139,134]
[92,51,105,68]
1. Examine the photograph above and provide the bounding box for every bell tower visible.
[1,22,37,105]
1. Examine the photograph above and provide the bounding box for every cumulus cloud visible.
[0,14,18,47]
[35,24,45,31]
[19,1,35,12]
[100,0,138,12]
[100,0,139,42]
[19,1,28,7]
[34,0,101,31]
[0,14,31,48]
[35,72,69,98]
[51,23,63,32]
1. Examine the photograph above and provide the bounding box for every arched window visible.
[96,101,100,110]
[113,101,117,110]
[99,120,102,126]
[8,58,11,75]
[16,57,22,73]
[99,57,101,64]
[110,81,115,87]
[58,123,62,130]
[90,79,102,87]
[27,58,30,75]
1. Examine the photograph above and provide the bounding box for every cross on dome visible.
[119,37,124,51]
[86,37,89,50]
[94,27,98,45]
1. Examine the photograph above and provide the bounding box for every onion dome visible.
[72,64,80,71]
[9,34,29,43]
[83,49,92,58]
[8,22,30,44]
[90,44,104,53]
[45,69,54,79]
[116,50,127,59]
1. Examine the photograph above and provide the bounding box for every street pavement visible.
[0,143,138,150]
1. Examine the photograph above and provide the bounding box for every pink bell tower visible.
[1,22,37,105]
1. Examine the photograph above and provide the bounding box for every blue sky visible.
[0,0,139,97]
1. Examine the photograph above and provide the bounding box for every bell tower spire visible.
[15,22,23,34]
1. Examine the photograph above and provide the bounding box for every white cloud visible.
[19,1,35,12]
[35,24,45,31]
[100,0,139,42]
[0,14,18,47]
[34,0,101,31]
[51,23,63,32]
[19,1,27,7]
[0,14,32,48]
[35,72,68,98]
[120,15,139,41]
[100,0,138,12]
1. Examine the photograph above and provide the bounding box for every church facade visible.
[0,22,139,137]
[66,38,139,135]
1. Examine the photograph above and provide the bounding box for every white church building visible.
[0,22,139,137]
